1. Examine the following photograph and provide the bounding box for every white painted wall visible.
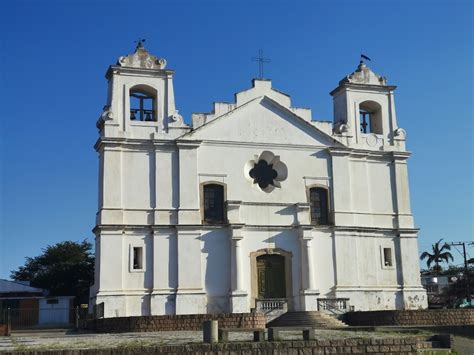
[38,297,73,325]
[91,48,427,317]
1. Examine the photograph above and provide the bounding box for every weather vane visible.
[360,53,372,64]
[251,49,271,79]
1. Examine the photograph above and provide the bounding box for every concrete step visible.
[417,350,451,354]
[415,338,452,354]
[418,340,442,349]
[267,311,348,328]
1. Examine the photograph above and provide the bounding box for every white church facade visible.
[90,43,427,318]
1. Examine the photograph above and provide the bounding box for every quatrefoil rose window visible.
[244,151,288,193]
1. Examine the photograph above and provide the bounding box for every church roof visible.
[179,80,344,147]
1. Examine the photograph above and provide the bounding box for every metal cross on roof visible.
[251,49,271,79]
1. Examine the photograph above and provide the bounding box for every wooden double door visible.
[257,254,286,299]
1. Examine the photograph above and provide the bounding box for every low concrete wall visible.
[0,335,452,354]
[345,309,474,326]
[91,313,266,333]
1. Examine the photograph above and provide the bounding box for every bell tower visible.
[330,59,406,150]
[96,40,189,139]
[92,43,189,317]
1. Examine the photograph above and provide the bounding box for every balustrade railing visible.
[256,298,288,311]
[317,298,351,315]
[256,298,288,322]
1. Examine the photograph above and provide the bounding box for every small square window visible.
[383,248,393,267]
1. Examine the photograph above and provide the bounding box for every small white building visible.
[90,42,427,318]
[38,297,74,325]
[0,280,74,327]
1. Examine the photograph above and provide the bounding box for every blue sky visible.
[0,0,472,279]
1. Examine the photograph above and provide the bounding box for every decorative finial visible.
[134,38,146,50]
[117,40,167,69]
[341,54,387,86]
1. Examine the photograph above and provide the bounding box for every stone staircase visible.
[416,337,452,354]
[266,311,348,328]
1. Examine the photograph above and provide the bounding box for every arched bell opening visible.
[129,85,157,122]
[359,100,383,135]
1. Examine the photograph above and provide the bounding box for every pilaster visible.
[154,147,178,225]
[332,229,359,290]
[397,231,428,309]
[329,148,353,226]
[299,228,319,311]
[177,141,201,224]
[388,89,398,144]
[96,229,124,291]
[151,227,176,315]
[229,227,249,313]
[166,73,176,123]
[175,228,206,314]
[392,153,414,228]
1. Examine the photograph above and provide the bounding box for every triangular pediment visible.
[180,96,341,147]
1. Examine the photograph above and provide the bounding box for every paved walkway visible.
[453,336,474,355]
[0,328,431,352]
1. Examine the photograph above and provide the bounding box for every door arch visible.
[250,248,293,309]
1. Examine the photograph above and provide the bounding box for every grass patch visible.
[116,339,159,349]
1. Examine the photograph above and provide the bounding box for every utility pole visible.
[450,241,472,303]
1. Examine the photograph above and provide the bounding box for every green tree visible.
[11,240,94,304]
[441,270,474,308]
[420,239,454,275]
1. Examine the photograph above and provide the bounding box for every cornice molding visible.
[106,65,174,80]
[328,146,411,159]
[330,83,397,97]
[94,137,179,151]
[93,223,418,236]
[175,139,202,149]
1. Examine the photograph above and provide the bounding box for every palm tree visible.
[420,239,454,274]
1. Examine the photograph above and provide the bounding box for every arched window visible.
[359,101,382,134]
[203,184,225,223]
[130,86,156,121]
[309,187,329,225]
